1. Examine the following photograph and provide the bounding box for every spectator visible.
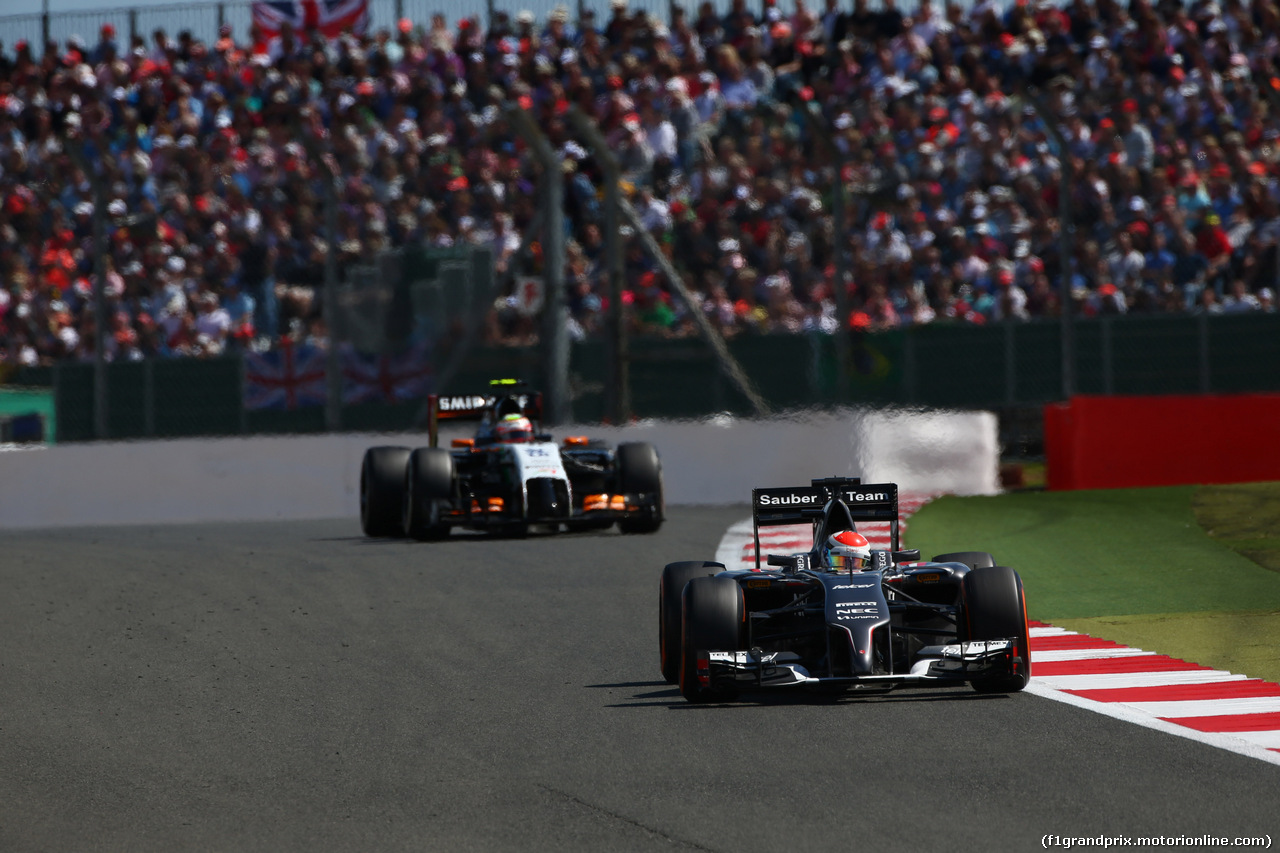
[8,0,1280,374]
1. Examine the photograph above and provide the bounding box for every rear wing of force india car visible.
[425,380,543,448]
[751,477,899,569]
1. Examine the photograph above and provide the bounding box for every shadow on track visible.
[600,684,1016,710]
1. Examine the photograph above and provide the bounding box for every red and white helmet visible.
[494,414,535,443]
[828,530,871,571]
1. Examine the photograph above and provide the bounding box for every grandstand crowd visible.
[1,0,1279,367]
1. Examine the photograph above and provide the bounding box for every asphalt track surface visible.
[3,507,1277,853]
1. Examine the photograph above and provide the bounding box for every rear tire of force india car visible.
[617,442,665,534]
[660,561,725,684]
[360,446,411,538]
[403,448,455,541]
[932,551,995,571]
[679,576,745,703]
[961,565,1032,693]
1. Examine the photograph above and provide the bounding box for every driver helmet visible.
[494,413,535,443]
[828,530,871,571]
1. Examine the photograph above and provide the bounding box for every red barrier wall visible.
[1044,394,1280,490]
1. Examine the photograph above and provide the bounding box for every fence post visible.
[217,3,226,34]
[505,104,570,425]
[1101,317,1113,395]
[322,167,342,431]
[63,137,110,440]
[1004,322,1017,405]
[565,106,770,418]
[902,328,916,405]
[41,0,50,53]
[793,97,853,403]
[144,358,156,437]
[1199,313,1211,393]
[129,8,138,49]
[563,107,629,424]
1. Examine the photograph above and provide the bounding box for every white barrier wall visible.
[0,407,998,529]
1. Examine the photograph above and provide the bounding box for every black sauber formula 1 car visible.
[360,381,664,539]
[659,477,1031,702]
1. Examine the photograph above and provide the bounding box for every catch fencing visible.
[7,311,1280,444]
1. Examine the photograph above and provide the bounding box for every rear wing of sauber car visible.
[750,477,900,570]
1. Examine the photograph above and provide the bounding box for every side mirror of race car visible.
[892,549,921,563]
[767,554,811,573]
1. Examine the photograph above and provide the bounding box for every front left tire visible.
[961,565,1031,693]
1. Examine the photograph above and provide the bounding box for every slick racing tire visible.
[403,448,455,541]
[961,566,1032,693]
[679,576,745,703]
[360,446,411,538]
[660,561,725,684]
[932,551,995,571]
[617,442,665,535]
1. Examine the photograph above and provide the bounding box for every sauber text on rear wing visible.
[751,477,900,569]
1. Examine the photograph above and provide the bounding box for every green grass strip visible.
[1054,611,1280,685]
[905,486,1280,620]
[906,482,1280,681]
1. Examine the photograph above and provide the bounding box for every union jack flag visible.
[251,0,369,41]
[342,343,433,405]
[243,340,329,410]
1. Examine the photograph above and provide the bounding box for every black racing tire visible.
[360,446,411,538]
[617,442,665,535]
[660,561,725,684]
[961,566,1031,693]
[679,576,744,703]
[403,448,455,541]
[932,551,996,571]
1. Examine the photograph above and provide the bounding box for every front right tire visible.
[932,551,995,570]
[660,561,725,684]
[403,448,455,541]
[679,576,745,703]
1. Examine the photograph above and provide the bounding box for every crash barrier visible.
[1044,393,1280,490]
[0,407,997,529]
[7,313,1280,444]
